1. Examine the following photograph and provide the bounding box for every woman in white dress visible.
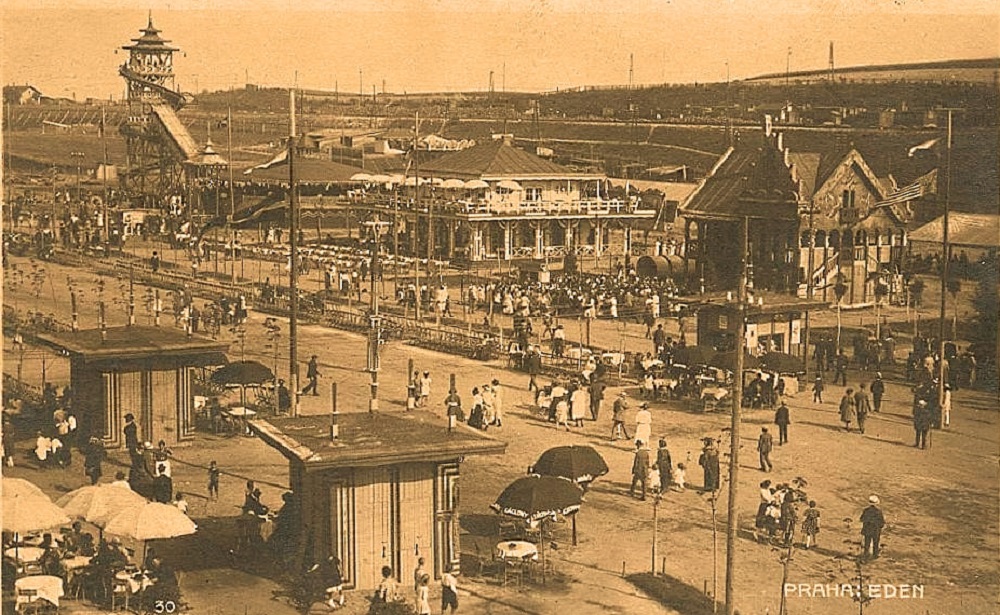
[634,402,652,445]
[570,385,589,428]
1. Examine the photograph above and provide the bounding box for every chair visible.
[111,577,130,611]
[502,559,523,587]
[15,588,37,614]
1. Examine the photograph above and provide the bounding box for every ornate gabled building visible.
[681,126,923,307]
[350,136,656,262]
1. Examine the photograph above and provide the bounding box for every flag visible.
[243,148,288,175]
[876,169,938,208]
[907,138,940,157]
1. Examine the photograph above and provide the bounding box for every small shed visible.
[251,412,506,590]
[38,326,228,446]
[692,296,827,356]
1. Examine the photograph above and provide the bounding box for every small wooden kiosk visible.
[251,412,506,590]
[39,326,228,446]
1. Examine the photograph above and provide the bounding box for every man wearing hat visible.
[870,373,885,413]
[860,495,886,559]
[914,399,932,449]
[629,440,651,501]
[699,438,720,492]
[611,391,631,441]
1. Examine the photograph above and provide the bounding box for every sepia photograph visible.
[1,1,997,613]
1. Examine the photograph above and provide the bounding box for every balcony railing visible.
[350,193,637,216]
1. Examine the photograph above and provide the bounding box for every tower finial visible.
[148,10,153,29]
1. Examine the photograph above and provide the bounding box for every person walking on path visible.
[757,427,774,472]
[491,379,504,427]
[526,347,542,395]
[854,384,872,434]
[630,440,651,501]
[589,378,605,421]
[812,375,825,403]
[83,437,105,485]
[913,399,931,449]
[570,384,588,428]
[611,392,631,441]
[699,438,720,493]
[413,557,428,612]
[419,372,433,408]
[833,353,849,386]
[634,402,652,445]
[653,324,666,353]
[942,383,952,427]
[870,372,885,413]
[656,439,672,491]
[802,500,821,549]
[302,355,320,396]
[839,388,857,432]
[860,495,886,560]
[440,565,459,614]
[774,402,790,445]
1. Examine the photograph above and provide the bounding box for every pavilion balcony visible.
[350,193,645,217]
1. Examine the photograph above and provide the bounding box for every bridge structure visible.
[119,15,202,199]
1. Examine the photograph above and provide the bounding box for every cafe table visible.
[495,540,539,561]
[15,575,64,609]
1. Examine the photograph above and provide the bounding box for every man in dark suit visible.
[861,495,886,559]
[629,440,650,501]
[302,355,320,396]
[757,427,774,472]
[774,402,791,445]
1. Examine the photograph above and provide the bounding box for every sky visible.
[2,0,998,100]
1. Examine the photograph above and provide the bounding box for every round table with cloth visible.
[4,547,45,564]
[15,575,64,608]
[495,541,539,561]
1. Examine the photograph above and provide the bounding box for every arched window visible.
[815,230,827,248]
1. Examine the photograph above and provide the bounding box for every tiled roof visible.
[681,140,799,219]
[419,139,597,179]
[908,213,1000,248]
[788,152,820,199]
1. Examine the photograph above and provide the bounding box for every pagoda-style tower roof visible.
[122,14,178,52]
[187,139,228,167]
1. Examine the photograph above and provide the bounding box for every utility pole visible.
[724,216,749,615]
[101,105,110,243]
[288,89,301,416]
[365,216,389,413]
[228,95,237,284]
[937,109,956,423]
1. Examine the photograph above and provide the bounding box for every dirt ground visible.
[3,251,998,615]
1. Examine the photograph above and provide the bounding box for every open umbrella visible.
[104,502,197,541]
[3,477,48,500]
[58,484,148,526]
[532,446,608,485]
[211,360,275,406]
[464,179,489,190]
[4,492,70,535]
[349,172,373,182]
[104,502,197,564]
[440,178,466,189]
[710,351,762,372]
[497,179,523,191]
[370,174,392,184]
[491,475,583,521]
[761,352,805,374]
[672,345,716,367]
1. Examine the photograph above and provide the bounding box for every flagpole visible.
[289,88,300,417]
[936,109,954,427]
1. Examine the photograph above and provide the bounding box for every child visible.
[648,464,662,495]
[208,461,220,501]
[802,500,820,549]
[671,463,686,492]
[416,574,431,615]
[555,396,570,431]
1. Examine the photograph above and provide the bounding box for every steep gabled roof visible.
[681,139,798,220]
[419,139,599,180]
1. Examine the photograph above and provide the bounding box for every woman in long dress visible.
[570,386,589,427]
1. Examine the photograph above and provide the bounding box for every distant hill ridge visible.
[745,57,999,83]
